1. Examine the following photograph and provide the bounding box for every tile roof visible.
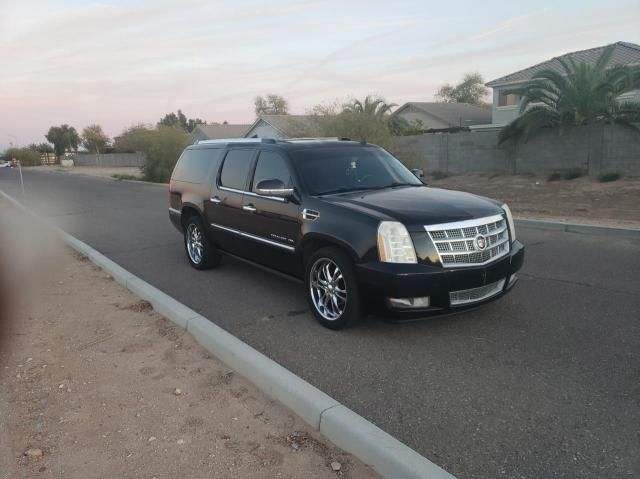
[393,102,491,127]
[192,123,250,139]
[486,41,640,87]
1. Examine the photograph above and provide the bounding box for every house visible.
[391,102,491,130]
[243,115,321,139]
[486,41,640,126]
[190,123,251,143]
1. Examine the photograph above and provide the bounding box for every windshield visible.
[291,146,422,196]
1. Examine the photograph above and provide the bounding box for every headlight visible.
[377,221,417,264]
[502,203,516,242]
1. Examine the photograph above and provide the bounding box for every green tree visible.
[311,96,397,149]
[45,125,80,157]
[115,125,188,182]
[28,143,54,153]
[82,124,110,154]
[436,73,489,106]
[254,94,289,116]
[158,110,205,133]
[499,46,640,144]
[343,95,397,117]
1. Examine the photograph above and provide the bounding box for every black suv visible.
[169,138,524,329]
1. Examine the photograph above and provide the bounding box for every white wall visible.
[244,121,285,139]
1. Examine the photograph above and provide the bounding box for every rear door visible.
[206,147,256,254]
[240,149,301,274]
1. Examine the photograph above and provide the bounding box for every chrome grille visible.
[450,279,506,306]
[425,214,510,268]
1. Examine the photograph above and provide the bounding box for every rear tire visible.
[305,247,362,329]
[183,214,220,270]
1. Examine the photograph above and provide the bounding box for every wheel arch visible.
[300,233,360,267]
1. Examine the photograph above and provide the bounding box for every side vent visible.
[302,209,320,221]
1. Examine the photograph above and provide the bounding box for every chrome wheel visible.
[309,258,347,321]
[186,223,204,264]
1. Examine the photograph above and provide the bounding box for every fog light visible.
[388,296,430,309]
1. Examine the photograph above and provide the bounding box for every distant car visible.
[0,161,12,168]
[168,138,524,329]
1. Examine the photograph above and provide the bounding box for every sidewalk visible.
[0,205,377,479]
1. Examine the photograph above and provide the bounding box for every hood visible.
[320,186,503,230]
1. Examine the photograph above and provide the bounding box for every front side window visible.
[498,91,520,107]
[219,149,254,190]
[291,146,422,196]
[252,151,293,192]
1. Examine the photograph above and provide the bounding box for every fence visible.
[392,124,640,177]
[70,153,145,167]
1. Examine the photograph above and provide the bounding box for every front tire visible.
[183,215,220,270]
[305,247,362,329]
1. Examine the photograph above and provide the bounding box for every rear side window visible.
[220,149,254,190]
[172,148,222,183]
[252,151,293,192]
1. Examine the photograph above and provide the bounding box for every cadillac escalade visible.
[169,138,524,329]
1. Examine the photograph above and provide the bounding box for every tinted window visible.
[252,151,293,192]
[291,147,421,195]
[220,149,254,190]
[172,148,221,183]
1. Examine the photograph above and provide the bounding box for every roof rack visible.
[284,137,354,142]
[196,138,276,145]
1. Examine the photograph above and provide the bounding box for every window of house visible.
[219,149,254,190]
[498,91,520,107]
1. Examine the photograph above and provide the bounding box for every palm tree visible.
[499,45,640,144]
[343,95,397,118]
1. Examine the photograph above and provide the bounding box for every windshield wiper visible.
[316,186,382,196]
[387,182,422,188]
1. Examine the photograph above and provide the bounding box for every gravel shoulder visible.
[0,205,377,479]
[429,174,640,228]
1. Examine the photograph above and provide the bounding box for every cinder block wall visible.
[393,125,640,177]
[72,153,145,167]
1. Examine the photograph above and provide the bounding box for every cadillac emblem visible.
[474,235,487,251]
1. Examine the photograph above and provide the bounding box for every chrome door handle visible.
[242,205,257,212]
[210,197,222,204]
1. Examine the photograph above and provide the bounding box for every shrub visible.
[562,168,583,180]
[598,172,621,182]
[114,125,188,182]
[547,169,584,181]
[4,147,41,166]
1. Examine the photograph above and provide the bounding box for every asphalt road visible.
[1,169,639,479]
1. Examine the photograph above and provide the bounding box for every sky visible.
[0,0,638,148]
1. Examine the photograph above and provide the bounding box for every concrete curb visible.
[0,187,455,479]
[515,218,640,238]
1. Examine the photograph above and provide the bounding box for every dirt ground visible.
[0,204,377,479]
[31,165,142,180]
[429,174,640,228]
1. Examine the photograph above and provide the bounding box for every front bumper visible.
[356,240,524,317]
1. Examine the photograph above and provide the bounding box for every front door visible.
[240,150,301,275]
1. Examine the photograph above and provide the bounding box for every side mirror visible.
[411,168,424,180]
[256,179,294,198]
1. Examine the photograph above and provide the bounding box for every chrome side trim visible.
[210,223,295,252]
[423,214,505,231]
[218,186,286,203]
[168,207,181,215]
